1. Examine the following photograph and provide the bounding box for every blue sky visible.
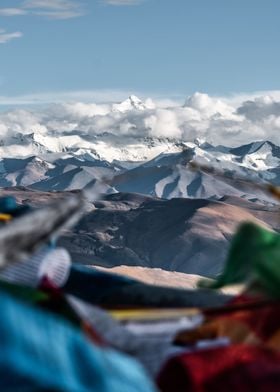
[0,0,280,103]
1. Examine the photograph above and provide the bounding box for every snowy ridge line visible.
[189,161,280,201]
[0,138,279,202]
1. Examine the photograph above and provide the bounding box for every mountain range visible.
[0,96,279,278]
[0,136,279,203]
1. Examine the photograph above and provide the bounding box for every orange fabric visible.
[175,296,280,351]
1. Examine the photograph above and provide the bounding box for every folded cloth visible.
[157,344,280,392]
[68,294,196,376]
[63,264,230,308]
[0,247,71,288]
[0,289,157,392]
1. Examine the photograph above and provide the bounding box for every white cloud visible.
[220,90,280,108]
[0,8,27,16]
[236,95,280,121]
[0,29,23,44]
[31,9,84,19]
[184,92,234,117]
[103,0,144,5]
[23,0,84,19]
[1,91,280,147]
[23,0,79,10]
[145,109,181,138]
[0,0,85,21]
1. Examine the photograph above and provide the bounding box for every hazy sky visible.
[0,0,280,102]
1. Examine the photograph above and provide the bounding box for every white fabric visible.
[0,247,71,288]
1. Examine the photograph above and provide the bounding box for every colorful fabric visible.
[0,277,104,348]
[175,296,280,350]
[4,196,280,390]
[157,344,280,392]
[0,289,157,392]
[0,278,84,328]
[0,279,49,304]
[167,291,280,391]
[68,294,197,376]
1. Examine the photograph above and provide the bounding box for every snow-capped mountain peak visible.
[112,95,146,113]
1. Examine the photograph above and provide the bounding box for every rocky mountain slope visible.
[59,193,279,277]
[0,186,279,278]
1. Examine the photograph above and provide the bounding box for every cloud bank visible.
[0,92,280,147]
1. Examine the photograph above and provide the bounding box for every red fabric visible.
[221,296,280,342]
[157,344,280,392]
[39,275,62,296]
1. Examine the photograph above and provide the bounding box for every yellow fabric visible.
[0,213,12,222]
[110,308,200,322]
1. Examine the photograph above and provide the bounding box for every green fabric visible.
[0,280,81,326]
[200,223,280,297]
[0,279,48,303]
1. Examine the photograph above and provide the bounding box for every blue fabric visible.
[64,264,136,302]
[0,196,31,217]
[64,264,228,308]
[0,196,17,213]
[0,289,156,392]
